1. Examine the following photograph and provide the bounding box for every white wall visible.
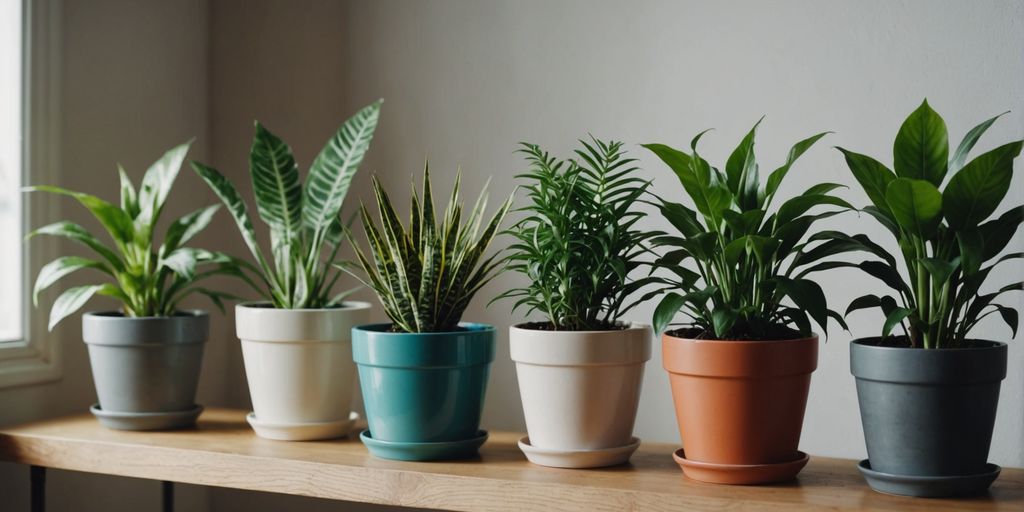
[339,0,1024,469]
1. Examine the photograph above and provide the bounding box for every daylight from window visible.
[0,0,23,342]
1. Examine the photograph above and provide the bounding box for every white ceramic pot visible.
[510,323,651,467]
[236,302,371,441]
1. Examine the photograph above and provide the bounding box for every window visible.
[0,0,61,387]
[1,0,24,344]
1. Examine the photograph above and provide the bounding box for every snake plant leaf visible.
[48,284,122,331]
[950,111,1009,174]
[33,256,111,306]
[836,147,896,215]
[885,178,943,237]
[136,141,192,235]
[893,99,948,186]
[250,122,302,238]
[28,221,124,270]
[303,100,381,233]
[25,186,135,248]
[117,165,139,218]
[942,140,1023,230]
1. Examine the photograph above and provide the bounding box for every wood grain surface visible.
[0,408,1020,511]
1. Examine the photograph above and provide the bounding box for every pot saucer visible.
[857,459,1001,497]
[359,429,488,461]
[246,411,359,441]
[672,448,809,484]
[518,436,641,468]
[90,403,203,431]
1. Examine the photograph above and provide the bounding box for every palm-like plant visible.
[28,141,253,329]
[497,138,656,331]
[838,100,1023,348]
[348,166,512,333]
[645,120,852,339]
[192,100,381,309]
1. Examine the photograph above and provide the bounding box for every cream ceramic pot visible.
[510,323,651,452]
[236,302,371,440]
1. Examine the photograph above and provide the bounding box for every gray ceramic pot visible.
[850,337,1006,494]
[83,311,208,427]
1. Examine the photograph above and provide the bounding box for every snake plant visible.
[348,166,513,332]
[28,141,254,330]
[192,100,381,309]
[838,100,1023,348]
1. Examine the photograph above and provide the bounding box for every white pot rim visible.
[236,301,372,342]
[510,322,652,366]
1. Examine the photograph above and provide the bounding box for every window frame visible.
[0,0,62,388]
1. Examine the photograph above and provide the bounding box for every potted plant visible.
[497,138,656,469]
[644,120,852,484]
[28,141,251,430]
[837,100,1021,497]
[347,167,512,461]
[191,100,381,441]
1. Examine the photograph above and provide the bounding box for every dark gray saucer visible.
[858,459,1000,498]
[90,403,203,431]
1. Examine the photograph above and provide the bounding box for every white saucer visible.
[246,411,360,441]
[518,436,641,468]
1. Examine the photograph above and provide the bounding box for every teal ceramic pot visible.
[352,323,495,444]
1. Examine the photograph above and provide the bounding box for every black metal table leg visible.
[162,480,173,512]
[30,466,45,512]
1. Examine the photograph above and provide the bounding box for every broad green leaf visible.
[117,165,138,218]
[136,141,191,235]
[657,200,704,237]
[765,132,831,204]
[836,147,896,214]
[250,122,302,237]
[162,204,220,255]
[893,99,948,186]
[303,100,381,233]
[919,257,958,286]
[950,111,1008,174]
[642,143,693,183]
[885,178,942,237]
[712,309,737,338]
[846,294,882,316]
[882,307,914,339]
[860,260,911,295]
[942,141,1023,230]
[956,230,984,275]
[994,305,1019,338]
[776,193,853,225]
[724,117,762,209]
[33,256,111,305]
[48,284,121,331]
[28,221,123,270]
[26,186,135,247]
[775,276,828,335]
[979,205,1024,260]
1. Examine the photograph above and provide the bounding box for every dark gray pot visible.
[850,337,1006,495]
[83,311,208,429]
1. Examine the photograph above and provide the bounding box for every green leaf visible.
[33,256,111,306]
[942,141,1023,230]
[776,193,853,225]
[846,294,882,316]
[994,304,1019,338]
[978,205,1024,260]
[859,260,911,295]
[250,122,303,237]
[950,111,1008,174]
[653,292,686,333]
[712,309,737,338]
[26,186,135,247]
[642,143,693,181]
[919,257,958,286]
[885,178,943,237]
[765,132,831,203]
[117,165,138,218]
[48,284,121,331]
[162,204,220,255]
[136,141,191,235]
[882,307,914,339]
[956,230,984,275]
[28,221,123,270]
[836,147,896,214]
[302,100,381,233]
[724,117,762,209]
[775,276,828,335]
[893,99,948,186]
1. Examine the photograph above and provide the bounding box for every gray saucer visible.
[90,403,203,431]
[857,459,1000,498]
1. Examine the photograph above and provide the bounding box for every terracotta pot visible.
[663,332,817,483]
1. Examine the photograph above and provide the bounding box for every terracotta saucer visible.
[672,448,809,484]
[518,436,641,469]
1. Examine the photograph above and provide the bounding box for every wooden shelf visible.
[0,408,1020,511]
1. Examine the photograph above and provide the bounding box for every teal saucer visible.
[360,429,488,461]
